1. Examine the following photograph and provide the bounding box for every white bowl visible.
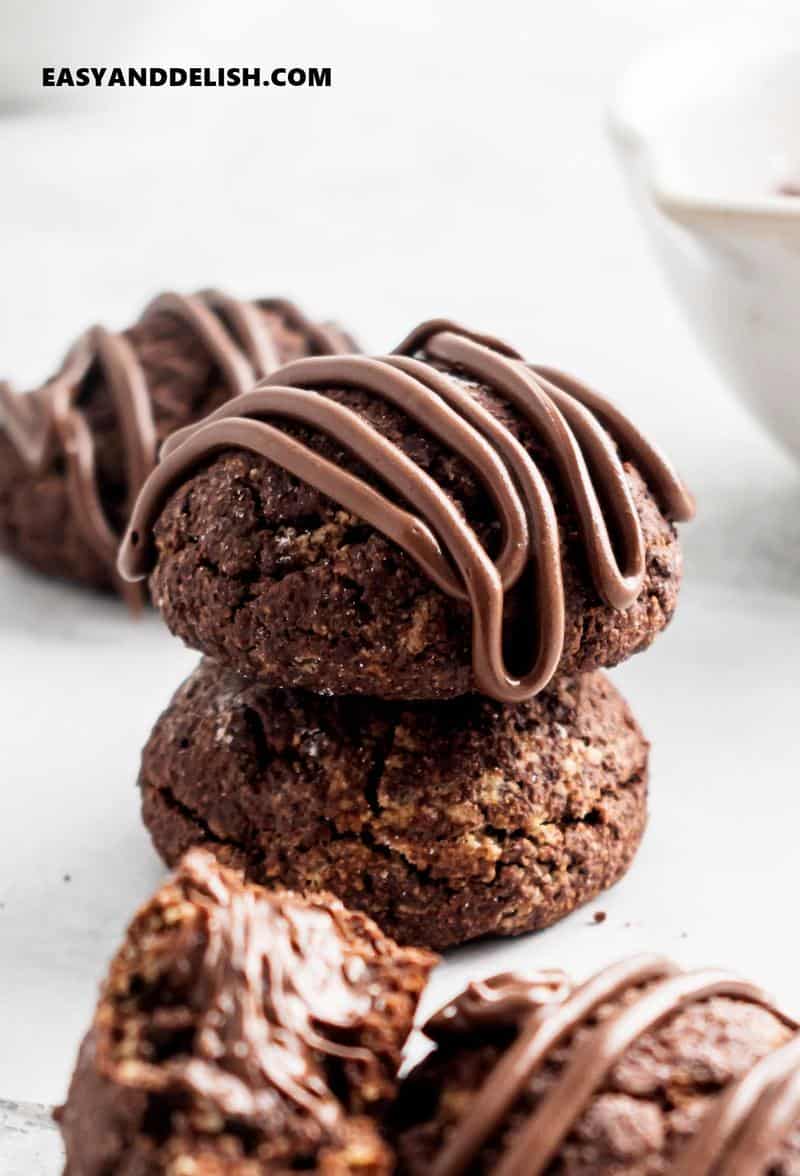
[609,23,800,463]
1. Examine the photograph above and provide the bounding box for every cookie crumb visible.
[592,911,607,925]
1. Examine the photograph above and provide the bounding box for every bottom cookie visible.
[139,660,649,951]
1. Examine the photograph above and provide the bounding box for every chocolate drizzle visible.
[120,320,693,701]
[0,290,351,609]
[425,971,571,1039]
[419,956,799,1176]
[106,849,377,1130]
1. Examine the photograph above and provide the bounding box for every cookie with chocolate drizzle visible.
[0,290,353,607]
[393,956,800,1175]
[138,661,649,950]
[119,319,693,701]
[57,848,435,1175]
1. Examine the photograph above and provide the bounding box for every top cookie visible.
[121,320,694,701]
[0,290,353,607]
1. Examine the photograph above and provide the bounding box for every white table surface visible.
[1,0,799,1148]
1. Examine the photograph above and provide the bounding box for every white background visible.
[1,0,799,1138]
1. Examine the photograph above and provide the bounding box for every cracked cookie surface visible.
[139,660,649,950]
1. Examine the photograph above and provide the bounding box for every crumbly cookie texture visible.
[393,966,800,1175]
[146,371,681,700]
[57,849,435,1176]
[139,661,648,950]
[0,304,322,592]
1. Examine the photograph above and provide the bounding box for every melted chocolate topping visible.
[119,320,694,701]
[111,849,377,1130]
[0,290,351,610]
[420,956,799,1176]
[425,971,571,1039]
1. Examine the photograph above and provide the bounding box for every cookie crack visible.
[363,723,397,818]
[152,781,242,854]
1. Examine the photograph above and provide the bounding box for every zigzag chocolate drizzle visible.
[420,956,800,1176]
[119,321,694,700]
[0,290,351,610]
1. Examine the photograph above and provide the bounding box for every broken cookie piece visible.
[57,849,435,1174]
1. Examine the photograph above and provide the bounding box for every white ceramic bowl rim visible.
[609,21,800,225]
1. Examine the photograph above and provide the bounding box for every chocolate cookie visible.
[392,957,800,1175]
[139,659,648,950]
[120,320,693,700]
[0,291,353,607]
[57,849,435,1175]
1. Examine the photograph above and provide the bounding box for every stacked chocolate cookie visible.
[119,320,694,949]
[0,289,353,606]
